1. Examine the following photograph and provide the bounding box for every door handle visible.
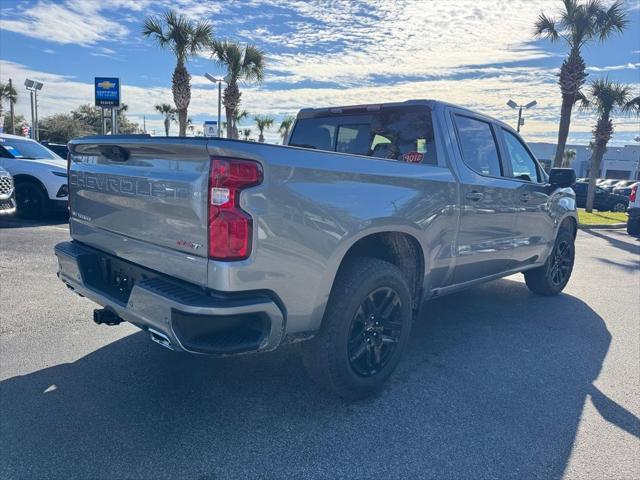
[465,191,484,202]
[520,193,531,202]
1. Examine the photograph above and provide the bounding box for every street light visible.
[204,73,223,137]
[507,99,537,133]
[24,78,44,140]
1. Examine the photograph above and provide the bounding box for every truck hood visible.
[17,157,67,171]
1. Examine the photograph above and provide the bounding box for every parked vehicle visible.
[0,133,68,218]
[612,180,638,197]
[571,182,628,212]
[40,141,69,159]
[55,100,578,399]
[598,179,624,192]
[0,166,16,215]
[627,183,640,236]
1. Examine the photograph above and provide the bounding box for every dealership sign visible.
[203,121,218,137]
[94,77,120,107]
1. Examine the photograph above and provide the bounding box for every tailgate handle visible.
[99,145,130,162]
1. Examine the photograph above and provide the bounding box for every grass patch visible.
[577,208,627,225]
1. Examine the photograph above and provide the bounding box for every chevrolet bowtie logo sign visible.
[95,77,120,107]
[97,80,116,89]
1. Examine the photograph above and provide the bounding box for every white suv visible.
[0,133,68,219]
[627,182,640,236]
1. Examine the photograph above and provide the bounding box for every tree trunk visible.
[258,132,264,143]
[222,82,241,140]
[225,106,234,139]
[585,115,613,213]
[585,143,606,213]
[553,94,574,168]
[553,47,588,168]
[172,60,191,137]
[164,118,170,137]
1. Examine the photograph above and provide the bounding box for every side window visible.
[502,129,540,182]
[454,115,502,177]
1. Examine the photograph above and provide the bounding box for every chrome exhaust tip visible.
[148,328,174,351]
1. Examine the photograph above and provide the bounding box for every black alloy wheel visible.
[347,287,403,377]
[548,239,572,287]
[15,181,48,219]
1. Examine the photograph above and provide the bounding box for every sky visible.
[0,0,639,145]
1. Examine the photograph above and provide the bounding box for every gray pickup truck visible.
[55,100,577,398]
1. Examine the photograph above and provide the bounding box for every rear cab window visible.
[289,106,439,165]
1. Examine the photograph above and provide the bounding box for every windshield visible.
[289,106,438,165]
[0,137,60,160]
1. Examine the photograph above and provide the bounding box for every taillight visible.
[208,158,263,260]
[630,184,638,203]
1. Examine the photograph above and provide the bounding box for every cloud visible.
[234,0,557,86]
[587,63,640,72]
[0,0,144,46]
[1,1,637,145]
[3,59,638,146]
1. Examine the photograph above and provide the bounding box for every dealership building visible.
[529,143,640,180]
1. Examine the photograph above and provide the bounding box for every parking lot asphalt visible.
[1,215,638,480]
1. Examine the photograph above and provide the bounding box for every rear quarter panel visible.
[206,140,459,335]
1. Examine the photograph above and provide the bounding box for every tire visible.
[15,181,50,219]
[524,227,575,296]
[301,257,413,400]
[628,218,640,236]
[611,201,627,213]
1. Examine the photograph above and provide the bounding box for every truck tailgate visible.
[68,137,210,286]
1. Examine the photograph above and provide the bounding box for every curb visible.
[578,223,626,230]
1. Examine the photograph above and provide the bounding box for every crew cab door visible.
[495,127,553,266]
[447,111,519,284]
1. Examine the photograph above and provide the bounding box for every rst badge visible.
[176,240,202,250]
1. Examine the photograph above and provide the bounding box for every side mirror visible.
[549,168,576,188]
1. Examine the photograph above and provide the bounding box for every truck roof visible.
[296,99,512,131]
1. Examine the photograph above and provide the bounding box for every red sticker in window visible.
[402,151,423,163]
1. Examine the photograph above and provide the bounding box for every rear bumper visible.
[54,241,285,355]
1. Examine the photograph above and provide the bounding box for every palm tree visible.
[254,115,274,143]
[534,0,627,168]
[242,128,252,141]
[154,103,176,136]
[210,40,265,139]
[577,78,639,212]
[278,116,295,143]
[143,9,213,136]
[561,149,576,168]
[0,81,18,117]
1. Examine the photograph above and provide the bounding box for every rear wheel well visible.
[12,174,48,194]
[336,232,424,309]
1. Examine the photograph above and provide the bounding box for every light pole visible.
[24,79,43,140]
[204,73,223,137]
[507,99,537,133]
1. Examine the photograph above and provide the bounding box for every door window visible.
[502,129,540,182]
[454,115,502,177]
